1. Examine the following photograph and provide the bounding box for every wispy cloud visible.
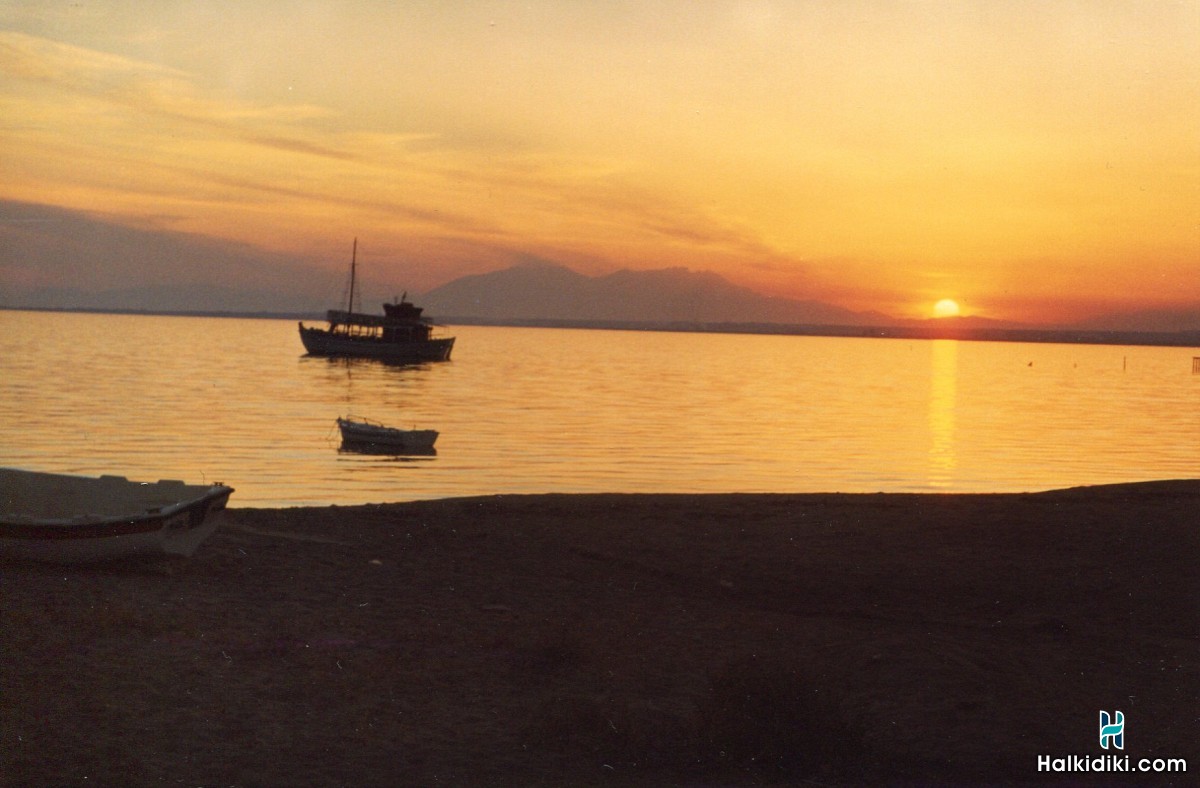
[0,32,348,160]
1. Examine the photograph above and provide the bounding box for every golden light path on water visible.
[928,340,958,488]
[1,311,1197,507]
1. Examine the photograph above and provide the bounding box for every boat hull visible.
[0,469,233,564]
[337,418,438,455]
[299,325,455,362]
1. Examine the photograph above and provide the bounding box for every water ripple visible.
[2,312,1197,506]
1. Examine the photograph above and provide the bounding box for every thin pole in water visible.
[347,237,358,313]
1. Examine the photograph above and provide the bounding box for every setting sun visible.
[933,299,961,318]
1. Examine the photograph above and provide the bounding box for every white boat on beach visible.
[337,416,438,455]
[0,468,234,564]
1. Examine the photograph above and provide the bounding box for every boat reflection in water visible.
[336,416,438,457]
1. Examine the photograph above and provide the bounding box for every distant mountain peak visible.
[421,263,881,326]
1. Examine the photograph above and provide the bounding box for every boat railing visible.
[327,309,439,327]
[340,415,393,428]
[327,309,391,327]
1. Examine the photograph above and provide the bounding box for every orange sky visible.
[1,1,1197,322]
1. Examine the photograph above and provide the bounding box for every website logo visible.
[1038,710,1187,773]
[1099,711,1125,750]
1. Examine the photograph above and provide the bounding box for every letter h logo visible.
[1099,710,1124,750]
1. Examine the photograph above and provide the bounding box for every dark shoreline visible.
[5,305,1199,348]
[3,482,1197,785]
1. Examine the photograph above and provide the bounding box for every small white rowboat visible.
[337,416,438,454]
[0,468,233,564]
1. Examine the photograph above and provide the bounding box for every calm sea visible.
[1,310,1196,507]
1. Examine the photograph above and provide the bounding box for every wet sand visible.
[2,482,1197,785]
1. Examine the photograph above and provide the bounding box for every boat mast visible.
[347,237,358,313]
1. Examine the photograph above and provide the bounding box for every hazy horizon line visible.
[4,305,1199,350]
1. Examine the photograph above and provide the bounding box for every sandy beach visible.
[2,481,1197,785]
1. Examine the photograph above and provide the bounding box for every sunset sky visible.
[1,1,1197,322]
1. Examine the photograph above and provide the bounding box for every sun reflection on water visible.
[928,340,958,487]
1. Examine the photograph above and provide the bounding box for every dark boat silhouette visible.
[299,240,455,362]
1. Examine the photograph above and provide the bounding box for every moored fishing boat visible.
[337,416,438,455]
[0,468,233,563]
[299,240,455,362]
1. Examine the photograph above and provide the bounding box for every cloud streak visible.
[0,32,351,161]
